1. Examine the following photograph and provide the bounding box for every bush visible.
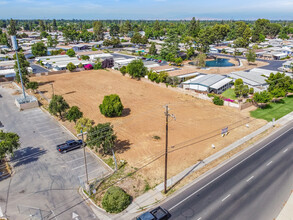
[66,49,76,57]
[249,87,254,94]
[26,81,39,90]
[102,186,131,213]
[66,62,76,71]
[94,62,102,70]
[99,94,124,117]
[213,96,224,106]
[120,66,127,75]
[147,70,159,82]
[158,71,169,83]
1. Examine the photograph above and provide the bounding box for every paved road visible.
[210,53,285,71]
[0,85,111,220]
[161,122,293,220]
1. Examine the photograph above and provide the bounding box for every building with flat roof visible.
[182,74,233,94]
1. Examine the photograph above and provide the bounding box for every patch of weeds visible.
[144,180,151,193]
[153,135,161,140]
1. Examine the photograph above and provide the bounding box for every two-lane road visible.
[161,122,293,220]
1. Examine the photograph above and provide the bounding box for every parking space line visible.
[39,128,61,134]
[266,161,273,166]
[78,168,102,178]
[72,161,96,170]
[283,148,288,153]
[42,132,63,137]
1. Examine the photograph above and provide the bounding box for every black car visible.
[137,206,171,220]
[56,139,83,153]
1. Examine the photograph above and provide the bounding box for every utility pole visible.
[164,105,175,194]
[77,129,89,187]
[164,105,169,194]
[11,36,27,101]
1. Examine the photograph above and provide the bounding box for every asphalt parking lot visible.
[0,84,111,220]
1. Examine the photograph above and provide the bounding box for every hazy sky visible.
[0,0,292,20]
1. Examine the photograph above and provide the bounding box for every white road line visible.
[72,161,96,170]
[246,176,254,182]
[168,127,293,211]
[197,217,202,220]
[39,128,60,133]
[0,206,3,217]
[283,148,288,153]
[42,132,63,137]
[222,194,231,202]
[266,161,273,166]
[66,157,85,163]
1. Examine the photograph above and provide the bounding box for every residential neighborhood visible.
[1,1,293,220]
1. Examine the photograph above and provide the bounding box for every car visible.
[158,60,162,63]
[56,139,83,153]
[146,58,151,61]
[136,206,171,220]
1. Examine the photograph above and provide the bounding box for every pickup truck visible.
[136,206,171,220]
[56,139,83,153]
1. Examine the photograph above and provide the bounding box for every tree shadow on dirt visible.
[63,91,76,96]
[12,146,47,167]
[39,90,48,94]
[121,108,131,117]
[38,80,55,86]
[114,139,131,153]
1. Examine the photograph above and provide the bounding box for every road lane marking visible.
[246,176,254,182]
[197,217,202,220]
[283,148,288,153]
[222,194,231,202]
[266,161,273,166]
[168,127,293,211]
[78,168,103,178]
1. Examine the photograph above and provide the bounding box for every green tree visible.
[253,91,272,104]
[93,21,104,41]
[102,186,131,213]
[99,94,124,117]
[234,78,249,97]
[66,49,76,57]
[158,71,169,83]
[75,117,93,133]
[270,88,286,99]
[131,32,143,44]
[160,30,179,59]
[197,27,213,53]
[32,42,47,57]
[110,23,120,37]
[52,19,57,31]
[26,81,39,91]
[86,123,117,154]
[266,72,293,93]
[0,130,20,159]
[120,66,127,75]
[66,62,76,71]
[66,106,83,123]
[188,17,200,38]
[149,42,157,55]
[195,53,206,68]
[147,70,159,82]
[246,49,256,64]
[126,59,147,79]
[8,19,17,35]
[49,95,69,119]
[40,31,49,38]
[175,57,183,66]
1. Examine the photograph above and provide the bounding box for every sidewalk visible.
[276,191,293,220]
[84,111,293,220]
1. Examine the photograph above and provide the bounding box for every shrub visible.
[99,94,124,117]
[102,186,131,213]
[213,96,224,106]
[94,62,102,70]
[26,81,39,90]
[158,71,169,83]
[120,66,127,75]
[66,62,76,71]
[249,87,254,94]
[147,70,159,82]
[66,49,76,57]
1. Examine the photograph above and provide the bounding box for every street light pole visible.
[164,105,169,194]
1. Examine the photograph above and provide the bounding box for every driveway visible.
[0,84,111,220]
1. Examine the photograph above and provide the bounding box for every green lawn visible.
[250,96,293,121]
[222,88,237,100]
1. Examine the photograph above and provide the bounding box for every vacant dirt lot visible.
[31,70,266,186]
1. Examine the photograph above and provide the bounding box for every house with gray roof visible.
[182,74,233,94]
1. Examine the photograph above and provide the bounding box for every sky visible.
[0,0,293,20]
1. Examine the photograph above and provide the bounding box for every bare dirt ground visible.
[30,70,266,190]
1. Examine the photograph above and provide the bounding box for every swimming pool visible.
[205,58,235,67]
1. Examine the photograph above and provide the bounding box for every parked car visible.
[158,60,162,63]
[56,139,83,153]
[146,58,151,61]
[136,206,171,220]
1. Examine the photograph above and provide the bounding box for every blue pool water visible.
[205,58,235,67]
